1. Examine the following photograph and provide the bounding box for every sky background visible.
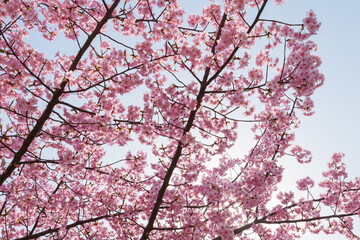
[261,1,360,239]
[23,0,360,239]
[264,0,360,183]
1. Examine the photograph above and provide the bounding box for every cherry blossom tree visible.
[0,0,359,239]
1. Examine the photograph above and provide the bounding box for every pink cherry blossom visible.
[0,0,358,239]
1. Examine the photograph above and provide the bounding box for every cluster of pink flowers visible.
[0,0,358,239]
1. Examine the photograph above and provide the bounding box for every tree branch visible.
[0,0,121,186]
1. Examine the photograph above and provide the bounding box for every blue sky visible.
[263,1,360,239]
[270,0,360,179]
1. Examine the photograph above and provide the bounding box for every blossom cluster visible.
[0,0,358,239]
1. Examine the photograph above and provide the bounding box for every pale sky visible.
[263,1,360,239]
